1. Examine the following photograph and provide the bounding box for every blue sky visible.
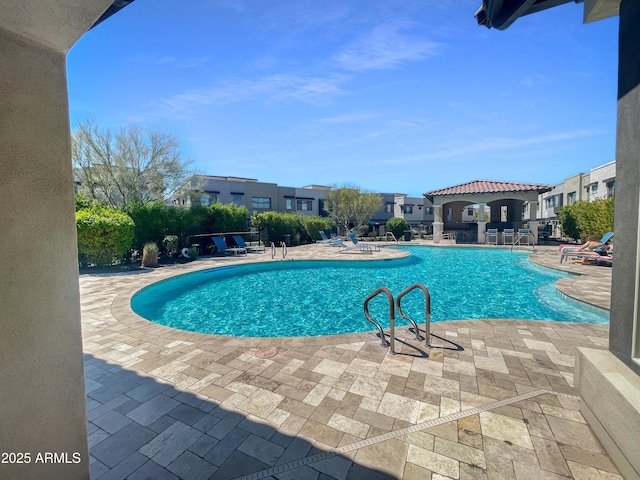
[68,1,619,197]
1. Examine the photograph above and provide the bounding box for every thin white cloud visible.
[148,73,349,118]
[388,129,606,164]
[334,22,441,71]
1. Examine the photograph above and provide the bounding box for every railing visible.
[384,232,399,244]
[396,283,431,346]
[364,283,432,354]
[271,241,288,260]
[511,230,536,252]
[363,287,394,350]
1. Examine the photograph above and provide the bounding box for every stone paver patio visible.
[82,241,619,479]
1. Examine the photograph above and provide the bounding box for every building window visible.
[385,202,394,213]
[296,199,312,211]
[252,197,271,209]
[201,194,217,206]
[591,184,599,193]
[425,207,433,216]
[232,194,243,203]
[402,205,413,215]
[607,181,616,198]
[500,206,508,222]
[285,198,293,210]
[568,192,577,205]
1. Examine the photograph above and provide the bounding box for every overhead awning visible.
[475,0,578,30]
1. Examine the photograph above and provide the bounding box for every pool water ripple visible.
[131,246,609,337]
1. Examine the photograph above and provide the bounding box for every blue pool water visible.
[131,246,609,337]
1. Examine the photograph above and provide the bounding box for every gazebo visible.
[424,180,551,244]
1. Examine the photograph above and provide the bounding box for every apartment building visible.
[179,176,431,231]
[178,175,330,218]
[393,194,434,229]
[535,160,616,238]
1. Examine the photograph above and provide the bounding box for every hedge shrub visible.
[76,207,135,266]
[251,211,303,245]
[558,198,614,242]
[301,216,336,242]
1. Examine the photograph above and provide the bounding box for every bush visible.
[558,198,614,241]
[76,207,135,266]
[301,216,336,242]
[124,201,249,254]
[163,235,178,257]
[123,201,170,253]
[141,242,159,267]
[75,193,106,211]
[386,217,409,239]
[251,211,303,245]
[203,202,248,233]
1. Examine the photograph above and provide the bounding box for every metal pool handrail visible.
[363,287,395,352]
[396,283,431,346]
[385,232,399,244]
[271,241,288,260]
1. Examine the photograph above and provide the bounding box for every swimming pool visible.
[131,246,609,337]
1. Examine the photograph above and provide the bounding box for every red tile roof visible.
[424,180,552,197]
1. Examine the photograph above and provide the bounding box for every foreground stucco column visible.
[0,30,89,480]
[576,2,640,479]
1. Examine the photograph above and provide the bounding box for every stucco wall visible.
[610,0,640,375]
[0,29,89,479]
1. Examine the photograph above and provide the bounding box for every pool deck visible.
[82,242,620,479]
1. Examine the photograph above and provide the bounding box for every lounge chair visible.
[318,231,335,246]
[561,246,612,264]
[558,232,614,252]
[503,228,515,245]
[347,232,380,251]
[330,238,372,254]
[486,228,498,245]
[212,236,246,256]
[560,232,614,263]
[232,235,265,253]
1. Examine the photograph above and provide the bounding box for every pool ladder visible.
[271,242,288,260]
[385,232,399,244]
[363,283,431,354]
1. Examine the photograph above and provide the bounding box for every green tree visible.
[72,119,194,207]
[386,217,409,239]
[323,185,383,233]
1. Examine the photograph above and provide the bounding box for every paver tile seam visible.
[231,388,577,480]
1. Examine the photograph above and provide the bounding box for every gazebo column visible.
[477,203,487,244]
[528,201,539,244]
[432,205,443,243]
